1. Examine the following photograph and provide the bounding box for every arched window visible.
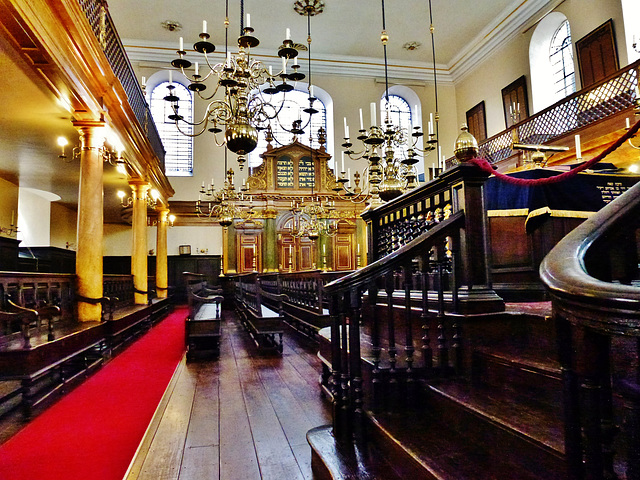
[250,89,327,169]
[549,20,576,99]
[380,94,412,133]
[379,90,426,180]
[530,13,576,112]
[149,81,193,176]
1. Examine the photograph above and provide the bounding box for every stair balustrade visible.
[541,179,640,479]
[325,163,504,443]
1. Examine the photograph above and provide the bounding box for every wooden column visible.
[75,120,105,322]
[156,208,169,299]
[131,182,149,305]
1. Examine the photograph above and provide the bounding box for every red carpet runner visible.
[0,307,186,480]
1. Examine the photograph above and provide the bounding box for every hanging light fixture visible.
[166,0,305,169]
[340,0,441,206]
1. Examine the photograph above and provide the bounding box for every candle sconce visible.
[1,211,18,237]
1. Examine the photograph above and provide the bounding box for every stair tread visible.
[474,345,561,375]
[428,380,565,453]
[371,410,551,480]
[307,424,403,480]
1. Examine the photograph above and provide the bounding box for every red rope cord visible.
[469,117,640,186]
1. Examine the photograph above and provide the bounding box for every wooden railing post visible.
[348,287,364,440]
[403,261,416,406]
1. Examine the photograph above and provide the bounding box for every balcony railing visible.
[476,59,640,165]
[76,0,165,169]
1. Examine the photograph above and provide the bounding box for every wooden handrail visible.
[325,211,465,295]
[540,179,640,478]
[540,180,640,327]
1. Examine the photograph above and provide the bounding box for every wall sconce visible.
[117,189,160,208]
[0,209,18,237]
[57,135,126,168]
[147,213,176,227]
[117,190,133,207]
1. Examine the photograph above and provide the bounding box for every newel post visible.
[445,125,504,314]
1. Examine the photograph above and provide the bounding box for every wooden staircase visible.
[310,304,571,479]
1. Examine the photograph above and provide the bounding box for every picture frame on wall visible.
[501,75,529,129]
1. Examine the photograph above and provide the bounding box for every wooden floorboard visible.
[129,308,333,480]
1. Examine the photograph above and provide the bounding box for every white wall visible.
[0,177,18,238]
[50,202,77,249]
[18,188,52,247]
[454,0,628,139]
[103,223,223,257]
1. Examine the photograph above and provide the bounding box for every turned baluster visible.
[420,252,433,370]
[448,235,461,372]
[436,242,448,374]
[385,271,398,410]
[348,287,364,440]
[369,281,382,412]
[339,291,351,440]
[328,294,346,441]
[403,261,415,406]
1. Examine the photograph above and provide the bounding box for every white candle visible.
[575,134,581,159]
[226,52,231,67]
[359,109,364,130]
[370,102,376,126]
[282,56,287,74]
[322,244,326,255]
[439,146,442,169]
[246,13,250,28]
[194,62,199,75]
[341,152,345,173]
[179,37,184,51]
[202,20,207,34]
[626,117,631,129]
[357,243,360,255]
[269,65,273,76]
[286,28,291,40]
[242,178,246,186]
[343,117,348,137]
[309,85,314,97]
[141,76,146,87]
[347,168,351,186]
[169,70,173,84]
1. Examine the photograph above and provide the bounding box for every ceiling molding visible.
[124,40,454,85]
[448,0,566,83]
[124,0,561,88]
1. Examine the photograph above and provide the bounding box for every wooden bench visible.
[183,272,223,359]
[234,274,286,354]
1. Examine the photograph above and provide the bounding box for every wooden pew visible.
[183,272,223,359]
[233,274,286,354]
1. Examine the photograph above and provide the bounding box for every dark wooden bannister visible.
[541,179,640,479]
[323,162,505,442]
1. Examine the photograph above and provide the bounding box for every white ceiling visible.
[0,0,556,222]
[108,0,554,80]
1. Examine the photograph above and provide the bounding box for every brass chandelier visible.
[340,0,441,206]
[165,0,307,170]
[289,195,338,240]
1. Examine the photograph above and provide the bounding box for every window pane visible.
[549,20,576,100]
[150,81,194,176]
[250,90,327,168]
